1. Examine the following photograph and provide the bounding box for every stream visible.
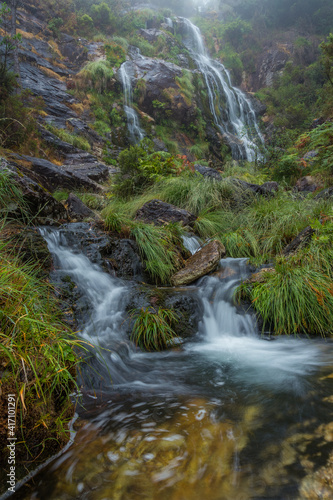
[11,226,333,499]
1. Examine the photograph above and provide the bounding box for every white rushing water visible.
[40,227,325,394]
[119,60,145,143]
[180,17,264,161]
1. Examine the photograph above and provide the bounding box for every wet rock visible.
[163,291,203,338]
[303,150,318,160]
[1,159,67,220]
[53,223,110,266]
[139,29,176,46]
[152,138,168,152]
[123,53,197,127]
[195,164,222,180]
[10,154,106,193]
[135,199,197,227]
[0,224,52,273]
[171,240,226,286]
[66,194,98,221]
[283,226,314,256]
[62,153,111,183]
[295,176,319,193]
[101,239,143,280]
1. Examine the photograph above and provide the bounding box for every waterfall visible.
[165,17,173,28]
[180,18,264,161]
[39,226,323,393]
[119,61,145,144]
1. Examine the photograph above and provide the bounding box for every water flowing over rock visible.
[119,58,145,143]
[135,199,197,226]
[178,18,264,161]
[171,240,226,286]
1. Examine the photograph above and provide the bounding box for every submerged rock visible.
[135,199,197,227]
[171,240,226,286]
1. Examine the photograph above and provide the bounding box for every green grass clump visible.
[130,222,183,284]
[238,260,333,336]
[0,168,27,218]
[130,307,179,351]
[0,240,85,453]
[76,60,114,93]
[156,177,238,214]
[45,124,91,151]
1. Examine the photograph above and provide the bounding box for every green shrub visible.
[130,307,179,351]
[112,141,192,199]
[105,42,126,67]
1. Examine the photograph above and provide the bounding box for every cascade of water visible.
[119,61,145,143]
[165,17,173,28]
[180,18,264,161]
[40,227,323,393]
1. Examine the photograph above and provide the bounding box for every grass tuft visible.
[130,307,179,351]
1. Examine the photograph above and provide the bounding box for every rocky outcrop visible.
[122,51,197,128]
[1,159,67,220]
[195,164,222,180]
[232,178,279,197]
[10,154,108,193]
[171,240,226,286]
[66,194,98,221]
[135,199,197,227]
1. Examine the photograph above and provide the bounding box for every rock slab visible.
[135,199,197,227]
[171,240,226,286]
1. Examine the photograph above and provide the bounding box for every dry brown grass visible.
[38,65,64,81]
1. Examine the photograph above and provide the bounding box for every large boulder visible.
[100,239,144,280]
[135,199,197,227]
[171,240,226,286]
